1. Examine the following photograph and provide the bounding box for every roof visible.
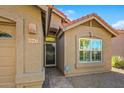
[116,30,124,34]
[37,5,48,11]
[63,13,118,37]
[47,5,70,23]
[37,5,70,22]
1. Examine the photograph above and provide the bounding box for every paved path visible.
[43,67,73,88]
[43,67,124,88]
[68,68,124,88]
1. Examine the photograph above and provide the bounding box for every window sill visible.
[76,62,105,68]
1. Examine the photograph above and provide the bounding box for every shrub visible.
[112,56,124,69]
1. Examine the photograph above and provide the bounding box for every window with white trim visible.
[79,38,102,63]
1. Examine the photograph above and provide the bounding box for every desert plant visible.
[112,56,124,69]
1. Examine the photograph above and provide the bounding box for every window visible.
[79,38,102,63]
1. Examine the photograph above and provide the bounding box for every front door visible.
[45,43,56,67]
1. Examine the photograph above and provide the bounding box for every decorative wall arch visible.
[0,9,24,86]
[78,33,103,40]
[0,31,13,38]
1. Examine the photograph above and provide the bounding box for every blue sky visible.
[55,5,124,29]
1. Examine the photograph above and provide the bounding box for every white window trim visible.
[79,38,102,63]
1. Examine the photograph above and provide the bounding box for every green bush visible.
[112,56,124,69]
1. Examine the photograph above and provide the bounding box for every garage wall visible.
[0,24,16,87]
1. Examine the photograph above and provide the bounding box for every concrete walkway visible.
[68,68,124,88]
[43,67,73,88]
[43,67,124,88]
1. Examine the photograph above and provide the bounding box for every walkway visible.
[69,68,124,88]
[43,67,73,88]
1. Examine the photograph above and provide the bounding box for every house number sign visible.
[28,38,40,43]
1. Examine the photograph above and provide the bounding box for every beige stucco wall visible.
[112,33,124,58]
[0,24,16,87]
[50,13,62,29]
[56,35,64,72]
[0,5,44,87]
[63,21,112,76]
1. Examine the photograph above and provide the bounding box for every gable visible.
[77,19,109,31]
[64,18,115,36]
[63,14,118,37]
[92,19,113,34]
[80,19,104,28]
[92,19,103,28]
[81,21,90,26]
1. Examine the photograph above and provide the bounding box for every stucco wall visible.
[50,13,62,29]
[64,22,112,76]
[56,35,64,73]
[0,24,16,87]
[112,33,124,58]
[0,5,44,87]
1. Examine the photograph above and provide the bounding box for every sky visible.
[55,5,124,29]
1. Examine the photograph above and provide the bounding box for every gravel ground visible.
[68,68,124,88]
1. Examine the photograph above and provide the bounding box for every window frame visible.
[79,38,102,63]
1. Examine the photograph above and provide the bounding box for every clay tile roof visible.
[62,13,95,27]
[47,5,53,8]
[63,13,118,36]
[47,5,70,22]
[52,7,66,18]
[116,30,124,34]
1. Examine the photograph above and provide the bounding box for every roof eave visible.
[37,5,48,11]
[52,9,70,23]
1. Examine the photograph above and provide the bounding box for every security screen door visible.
[45,43,56,67]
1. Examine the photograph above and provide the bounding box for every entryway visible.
[44,36,73,87]
[45,43,56,67]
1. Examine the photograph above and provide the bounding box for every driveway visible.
[43,67,124,88]
[68,68,124,88]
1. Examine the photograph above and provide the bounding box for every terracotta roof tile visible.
[47,5,53,8]
[62,13,94,27]
[47,5,70,22]
[116,30,124,34]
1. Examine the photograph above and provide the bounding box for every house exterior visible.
[0,5,118,88]
[0,5,70,88]
[57,14,118,76]
[112,30,124,58]
[58,14,117,76]
[0,5,48,88]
